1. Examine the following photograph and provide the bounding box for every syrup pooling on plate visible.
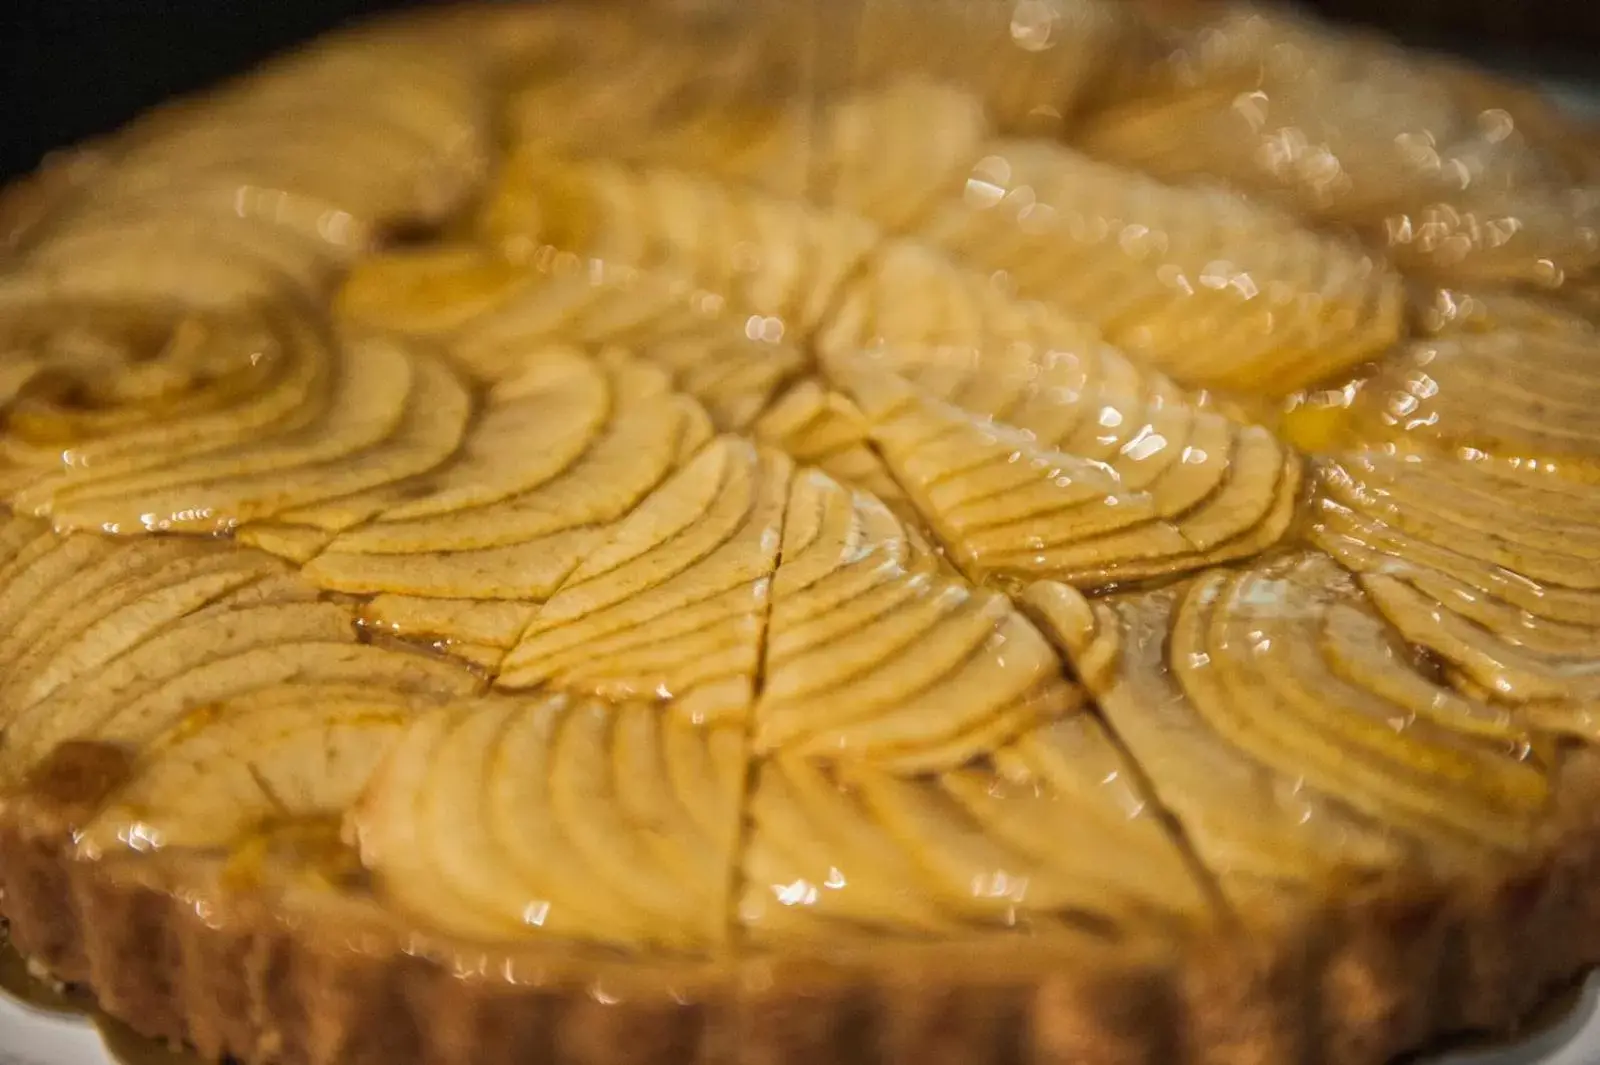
[0,0,1597,1020]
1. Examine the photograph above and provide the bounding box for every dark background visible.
[1,0,1597,182]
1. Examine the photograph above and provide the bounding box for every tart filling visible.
[2,3,1600,1065]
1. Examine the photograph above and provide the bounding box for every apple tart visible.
[3,3,1600,1065]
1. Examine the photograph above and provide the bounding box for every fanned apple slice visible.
[1030,551,1546,899]
[341,246,808,431]
[356,695,745,949]
[841,365,1298,589]
[0,539,280,713]
[479,157,880,332]
[1311,454,1600,725]
[1023,578,1409,895]
[908,140,1403,393]
[65,339,467,533]
[1077,4,1600,288]
[302,354,710,661]
[22,332,470,534]
[0,582,359,785]
[754,467,1078,770]
[1181,555,1546,848]
[752,380,907,510]
[0,301,332,495]
[359,595,536,668]
[79,683,431,854]
[1338,322,1600,480]
[738,726,1211,943]
[499,437,790,726]
[92,640,479,751]
[335,245,540,338]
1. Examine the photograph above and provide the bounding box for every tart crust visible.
[5,742,1600,1065]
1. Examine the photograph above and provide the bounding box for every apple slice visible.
[841,365,1299,589]
[1312,453,1600,726]
[910,139,1402,394]
[1343,324,1600,481]
[35,335,470,535]
[1175,555,1546,850]
[480,157,880,332]
[753,380,907,511]
[0,591,358,785]
[1025,577,1409,894]
[499,437,790,726]
[356,695,745,948]
[0,539,280,713]
[738,722,1210,944]
[3,303,332,496]
[754,467,1077,770]
[79,683,428,854]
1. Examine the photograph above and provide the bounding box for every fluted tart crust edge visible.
[3,745,1600,1065]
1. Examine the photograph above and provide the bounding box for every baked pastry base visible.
[4,742,1600,1065]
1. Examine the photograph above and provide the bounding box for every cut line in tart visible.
[4,3,1600,1065]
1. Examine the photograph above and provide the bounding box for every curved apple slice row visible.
[752,380,907,512]
[910,140,1403,394]
[1170,555,1546,852]
[755,467,1078,770]
[0,539,279,714]
[480,157,880,332]
[821,0,1138,137]
[0,572,360,780]
[738,726,1209,944]
[90,640,479,753]
[28,334,471,535]
[1312,454,1600,724]
[301,356,712,666]
[1,303,333,494]
[1,307,300,451]
[1342,326,1600,480]
[842,366,1299,589]
[1023,577,1410,893]
[356,696,745,949]
[817,239,1118,401]
[499,438,790,726]
[335,245,541,339]
[79,683,428,855]
[1075,5,1600,287]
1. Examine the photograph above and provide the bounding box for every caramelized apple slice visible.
[356,695,745,949]
[22,333,471,535]
[910,140,1403,393]
[1078,4,1600,287]
[499,437,790,726]
[738,721,1209,942]
[755,467,1078,770]
[1343,324,1600,480]
[302,356,710,663]
[752,380,907,510]
[80,683,428,853]
[1035,551,1546,902]
[1311,455,1600,725]
[479,157,879,331]
[0,303,333,494]
[1024,578,1408,892]
[842,366,1298,589]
